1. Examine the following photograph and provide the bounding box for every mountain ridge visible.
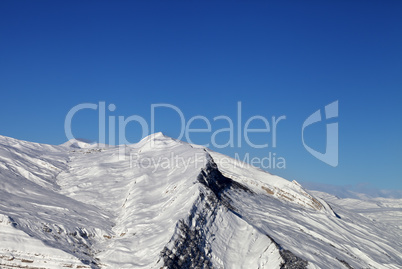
[0,134,401,268]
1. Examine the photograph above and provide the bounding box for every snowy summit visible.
[0,133,401,268]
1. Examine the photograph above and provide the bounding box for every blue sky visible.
[1,1,401,189]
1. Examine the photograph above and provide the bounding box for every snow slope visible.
[0,133,401,268]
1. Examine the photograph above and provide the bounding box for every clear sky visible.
[1,1,401,189]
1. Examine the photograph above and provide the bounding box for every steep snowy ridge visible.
[207,150,330,213]
[160,154,301,268]
[0,134,401,268]
[0,136,115,268]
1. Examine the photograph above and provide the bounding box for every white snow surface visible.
[0,133,400,268]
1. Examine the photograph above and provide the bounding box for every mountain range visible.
[0,133,401,269]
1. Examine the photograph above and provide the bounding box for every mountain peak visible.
[60,138,93,149]
[0,135,400,268]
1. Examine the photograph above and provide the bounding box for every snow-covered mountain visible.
[0,133,401,269]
